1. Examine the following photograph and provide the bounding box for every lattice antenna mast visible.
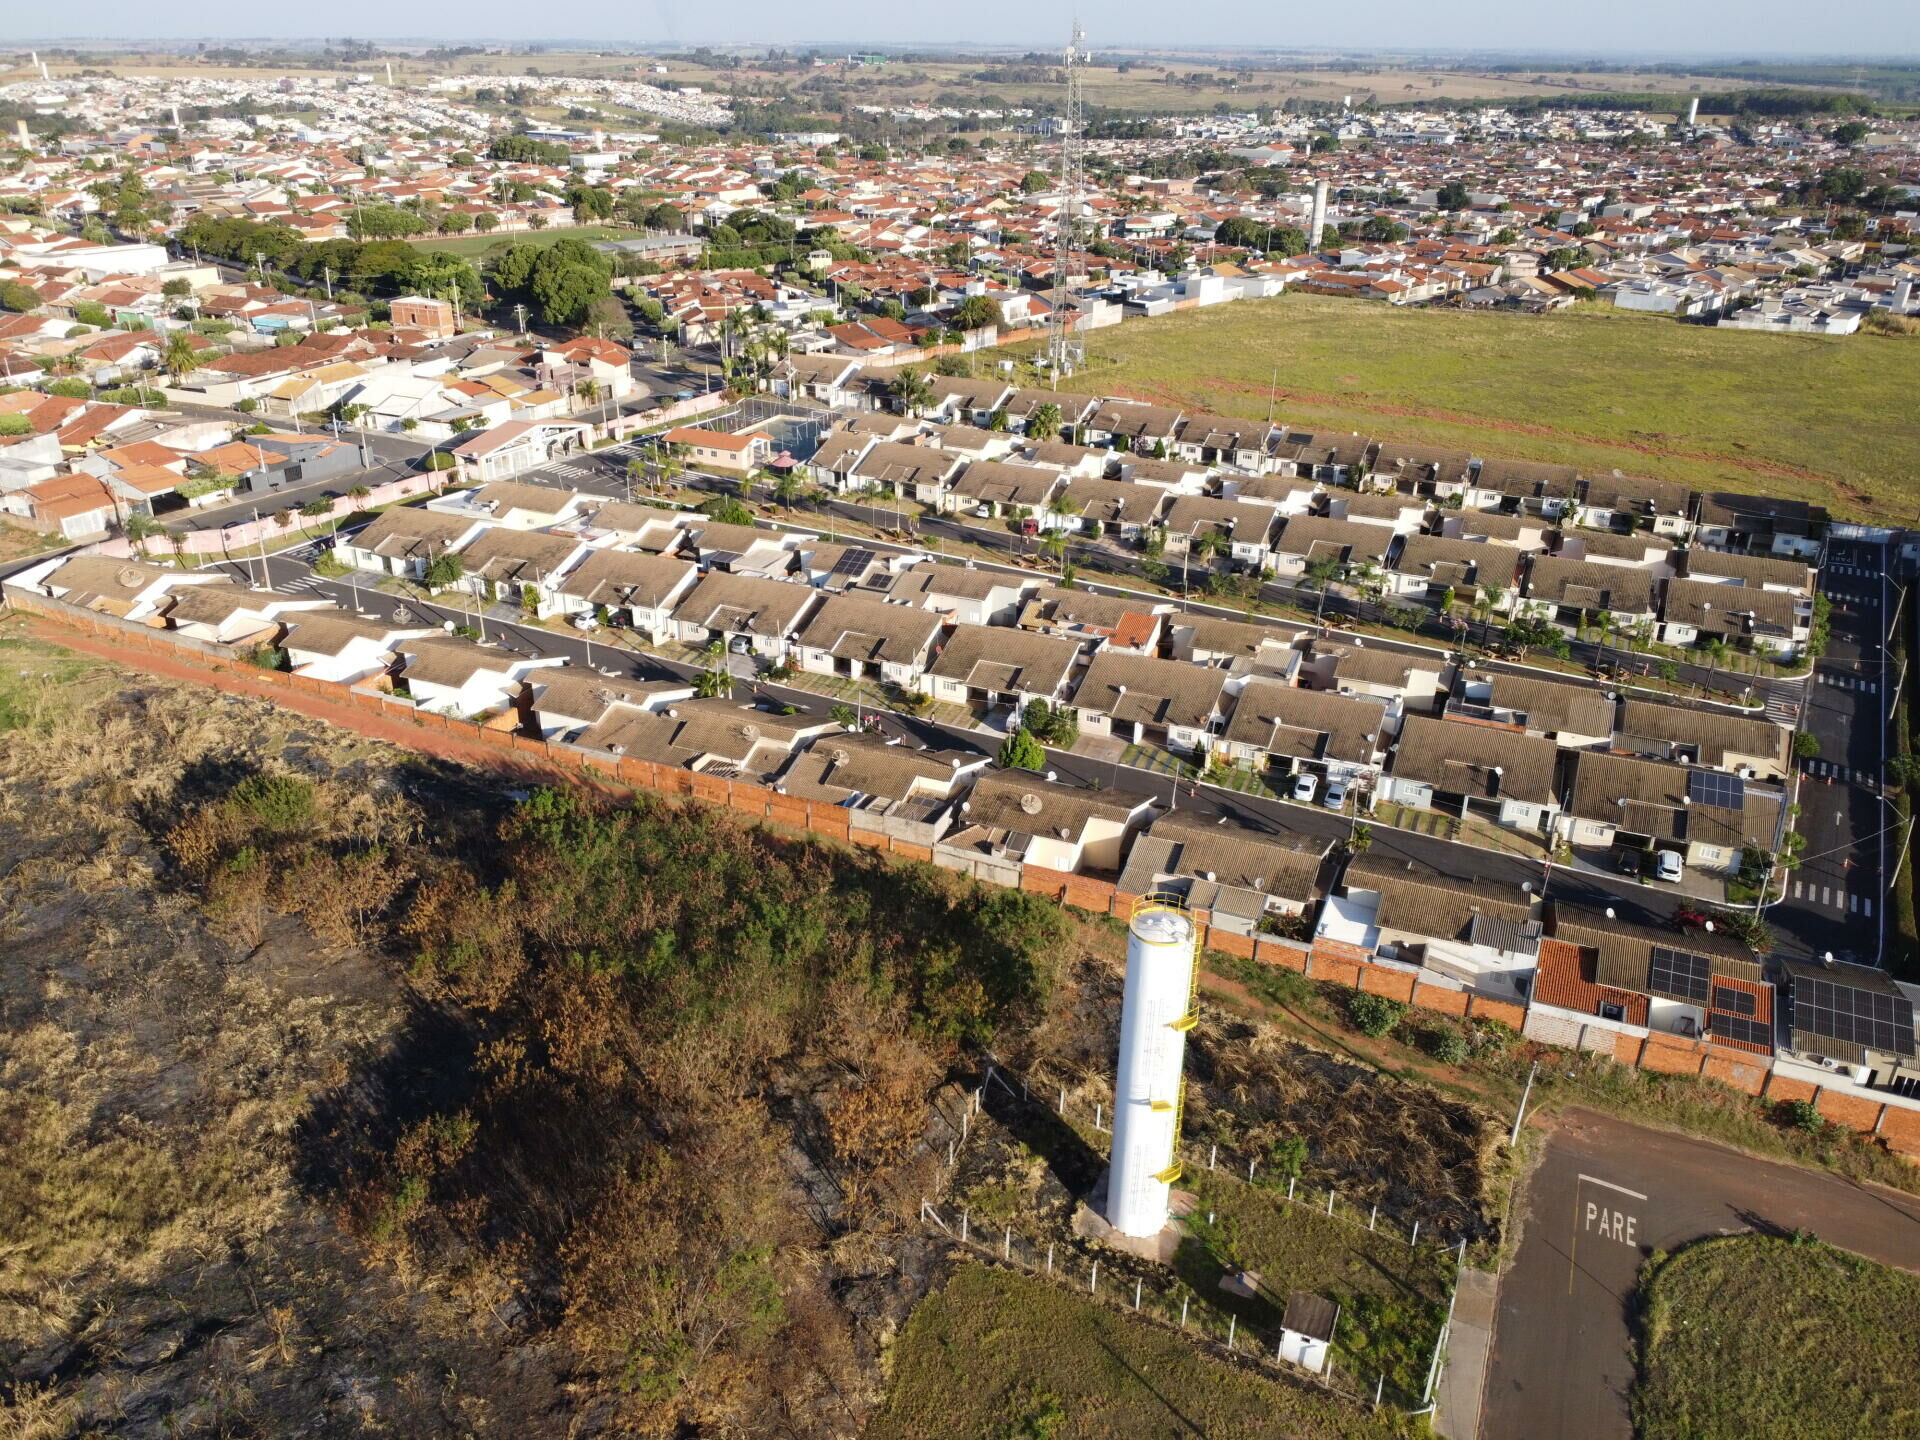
[1047,20,1086,383]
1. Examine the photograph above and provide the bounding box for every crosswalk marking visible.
[1793,880,1803,899]
[1822,886,1833,905]
[1863,897,1874,918]
[1850,894,1860,913]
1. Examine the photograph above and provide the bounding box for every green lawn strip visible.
[1633,1234,1920,1440]
[1021,293,1920,522]
[869,1263,1402,1440]
[406,224,626,258]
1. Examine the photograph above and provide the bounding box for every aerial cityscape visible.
[0,20,1917,1440]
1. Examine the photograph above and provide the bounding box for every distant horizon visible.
[3,21,1919,60]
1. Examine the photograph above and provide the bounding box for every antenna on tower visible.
[1047,19,1086,387]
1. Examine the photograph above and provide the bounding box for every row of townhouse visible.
[15,544,1909,1106]
[333,481,1799,883]
[771,368,1831,558]
[783,412,1820,658]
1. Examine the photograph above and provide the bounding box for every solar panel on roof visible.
[1648,945,1712,1004]
[829,547,876,578]
[1687,769,1746,810]
[1712,985,1757,1017]
[1793,977,1918,1055]
[1710,1013,1772,1048]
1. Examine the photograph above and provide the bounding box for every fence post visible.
[1090,1260,1098,1294]
[1327,1188,1335,1217]
[1046,1242,1053,1275]
[1134,1278,1142,1310]
[1287,1176,1295,1201]
[1180,1296,1189,1327]
[947,1139,955,1167]
[1370,1204,1378,1231]
[1248,1157,1257,1182]
[1227,1315,1236,1348]
[1058,1086,1066,1113]
[1004,1226,1011,1260]
[1411,1220,1420,1248]
[961,1107,969,1142]
[961,1208,968,1243]
[1374,1375,1384,1409]
[1095,1102,1102,1130]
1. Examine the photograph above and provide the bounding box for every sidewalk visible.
[1435,1267,1497,1440]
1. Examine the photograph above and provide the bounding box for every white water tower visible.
[1105,895,1199,1238]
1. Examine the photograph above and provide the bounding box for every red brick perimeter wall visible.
[18,602,1920,1164]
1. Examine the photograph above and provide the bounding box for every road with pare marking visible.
[1480,1107,1920,1440]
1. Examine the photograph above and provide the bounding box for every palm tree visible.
[625,456,650,501]
[162,329,199,382]
[695,638,731,698]
[1700,636,1730,689]
[123,510,161,557]
[1303,553,1345,626]
[771,470,805,509]
[1471,591,1497,650]
[888,366,934,417]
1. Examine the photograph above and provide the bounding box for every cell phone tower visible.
[1046,19,1086,383]
[1105,893,1199,1238]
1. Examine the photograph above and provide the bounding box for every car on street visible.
[1654,849,1684,883]
[973,504,993,518]
[1321,778,1348,810]
[1615,847,1644,879]
[1291,773,1317,804]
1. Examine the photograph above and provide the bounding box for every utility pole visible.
[1047,22,1085,385]
[253,250,265,286]
[513,302,528,339]
[322,264,334,301]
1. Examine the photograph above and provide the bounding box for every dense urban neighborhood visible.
[3,34,1920,1440]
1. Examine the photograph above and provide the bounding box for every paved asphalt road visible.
[1781,537,1902,965]
[1482,1107,1920,1440]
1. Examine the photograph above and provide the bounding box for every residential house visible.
[1523,556,1658,637]
[1441,508,1550,552]
[1614,700,1792,781]
[1118,811,1327,930]
[450,419,592,482]
[670,571,821,661]
[941,768,1157,876]
[943,458,1061,517]
[1382,715,1561,835]
[1473,457,1581,516]
[395,638,566,721]
[1369,445,1474,502]
[281,611,438,685]
[1069,649,1230,754]
[1322,490,1431,535]
[1659,577,1809,659]
[1055,474,1167,539]
[1386,534,1522,613]
[525,672,694,742]
[794,591,947,690]
[551,549,699,638]
[1447,669,1616,749]
[1165,614,1297,674]
[1575,471,1694,538]
[1560,749,1781,875]
[927,622,1083,717]
[1170,411,1272,471]
[662,424,772,474]
[1215,676,1388,785]
[1539,906,1768,1047]
[1020,586,1169,649]
[1305,643,1447,725]
[998,387,1099,440]
[336,506,490,581]
[851,440,965,504]
[432,479,593,531]
[1268,429,1372,486]
[1081,400,1183,453]
[924,374,1014,427]
[1778,959,1918,1091]
[451,528,590,619]
[1693,492,1828,560]
[9,553,221,620]
[1267,515,1394,579]
[682,519,800,577]
[1327,857,1540,1004]
[882,560,1036,627]
[1161,494,1280,572]
[776,732,987,841]
[805,429,876,492]
[161,582,332,647]
[578,696,838,781]
[1680,549,1814,596]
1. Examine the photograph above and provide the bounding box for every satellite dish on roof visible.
[1019,792,1043,815]
[1605,907,1616,919]
[117,566,144,588]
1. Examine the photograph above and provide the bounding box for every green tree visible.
[1018,170,1051,194]
[423,550,465,589]
[1437,181,1471,211]
[996,726,1046,771]
[702,495,754,527]
[951,294,1000,333]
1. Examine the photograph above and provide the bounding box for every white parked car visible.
[1322,778,1348,811]
[1654,850,1684,883]
[973,504,994,518]
[1292,772,1317,804]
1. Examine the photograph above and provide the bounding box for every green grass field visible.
[1059,293,1920,522]
[1633,1234,1920,1439]
[407,225,625,259]
[869,1264,1400,1440]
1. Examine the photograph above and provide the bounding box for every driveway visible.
[1482,1107,1920,1440]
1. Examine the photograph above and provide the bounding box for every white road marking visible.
[1576,1174,1648,1201]
[1850,894,1860,913]
[1863,897,1875,917]
[1793,880,1804,899]
[1822,887,1833,905]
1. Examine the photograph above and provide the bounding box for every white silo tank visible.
[1106,898,1198,1238]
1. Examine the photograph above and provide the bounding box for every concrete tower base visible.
[1073,1168,1196,1263]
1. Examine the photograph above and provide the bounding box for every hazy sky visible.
[8,0,1920,54]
